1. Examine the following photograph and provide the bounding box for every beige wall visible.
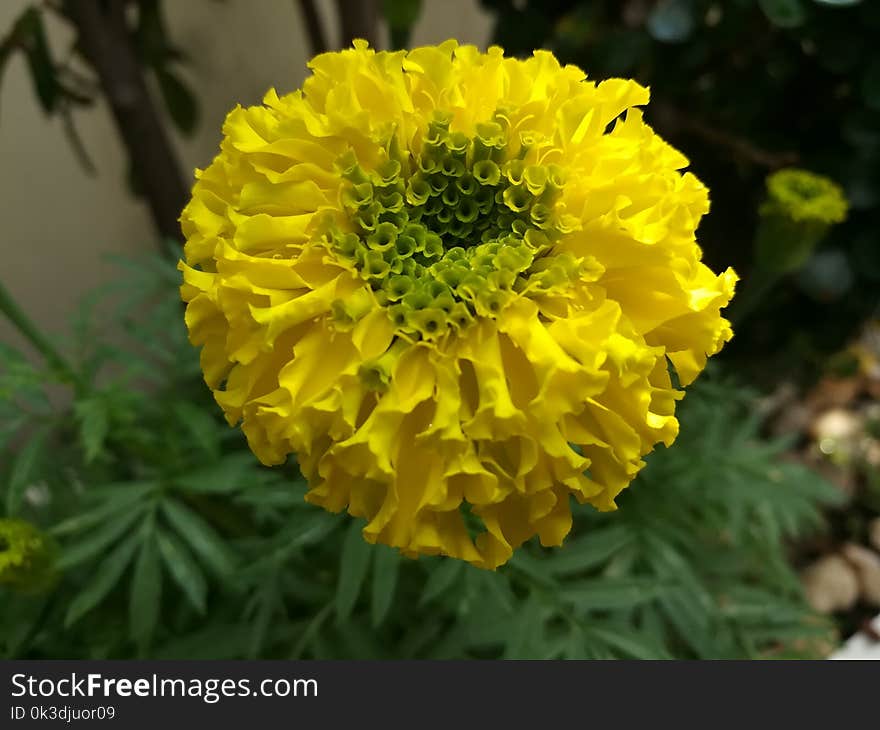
[0,0,491,349]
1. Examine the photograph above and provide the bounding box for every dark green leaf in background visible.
[155,67,198,136]
[156,527,206,614]
[336,520,372,622]
[16,8,60,113]
[65,533,140,627]
[130,530,163,646]
[5,425,49,515]
[370,544,399,627]
[161,498,237,579]
[75,397,110,464]
[382,0,422,50]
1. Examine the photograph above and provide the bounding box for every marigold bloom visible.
[756,168,848,273]
[0,518,56,591]
[179,41,736,568]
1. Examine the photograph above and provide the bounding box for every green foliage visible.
[383,0,423,50]
[0,257,841,659]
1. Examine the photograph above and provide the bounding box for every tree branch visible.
[653,102,800,170]
[63,0,187,244]
[334,0,380,49]
[296,0,328,56]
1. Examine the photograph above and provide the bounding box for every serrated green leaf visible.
[420,558,463,605]
[171,401,220,458]
[51,482,157,537]
[156,527,206,614]
[58,504,148,570]
[0,343,50,411]
[129,532,162,645]
[507,549,558,588]
[5,425,50,515]
[74,397,110,463]
[546,526,632,576]
[160,498,237,578]
[503,596,543,658]
[284,511,337,550]
[586,624,669,659]
[371,545,400,627]
[174,453,259,494]
[65,534,140,627]
[336,520,372,622]
[560,578,670,612]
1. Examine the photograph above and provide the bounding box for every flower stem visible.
[0,277,84,392]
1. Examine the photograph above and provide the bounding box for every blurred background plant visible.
[1,0,878,659]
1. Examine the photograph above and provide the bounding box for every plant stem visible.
[0,277,84,392]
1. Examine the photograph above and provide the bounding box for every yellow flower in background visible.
[0,518,56,592]
[762,168,848,225]
[756,168,849,274]
[179,41,737,569]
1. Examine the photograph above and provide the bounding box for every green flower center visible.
[323,112,582,341]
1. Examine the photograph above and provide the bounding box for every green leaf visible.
[5,425,49,515]
[503,596,543,658]
[560,578,670,612]
[171,401,221,458]
[156,527,206,614]
[420,558,463,605]
[812,0,861,6]
[174,453,257,494]
[586,624,669,660]
[160,498,237,578]
[382,0,422,49]
[75,397,110,463]
[283,511,337,550]
[335,520,372,622]
[65,534,140,627]
[371,545,400,627]
[129,532,162,645]
[51,482,157,537]
[155,68,199,136]
[545,526,633,576]
[0,343,50,411]
[16,8,60,113]
[759,0,807,27]
[57,504,148,570]
[0,415,27,450]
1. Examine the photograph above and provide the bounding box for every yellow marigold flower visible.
[756,168,848,273]
[179,41,737,568]
[0,518,56,592]
[762,168,848,225]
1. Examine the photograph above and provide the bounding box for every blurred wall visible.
[0,0,492,348]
